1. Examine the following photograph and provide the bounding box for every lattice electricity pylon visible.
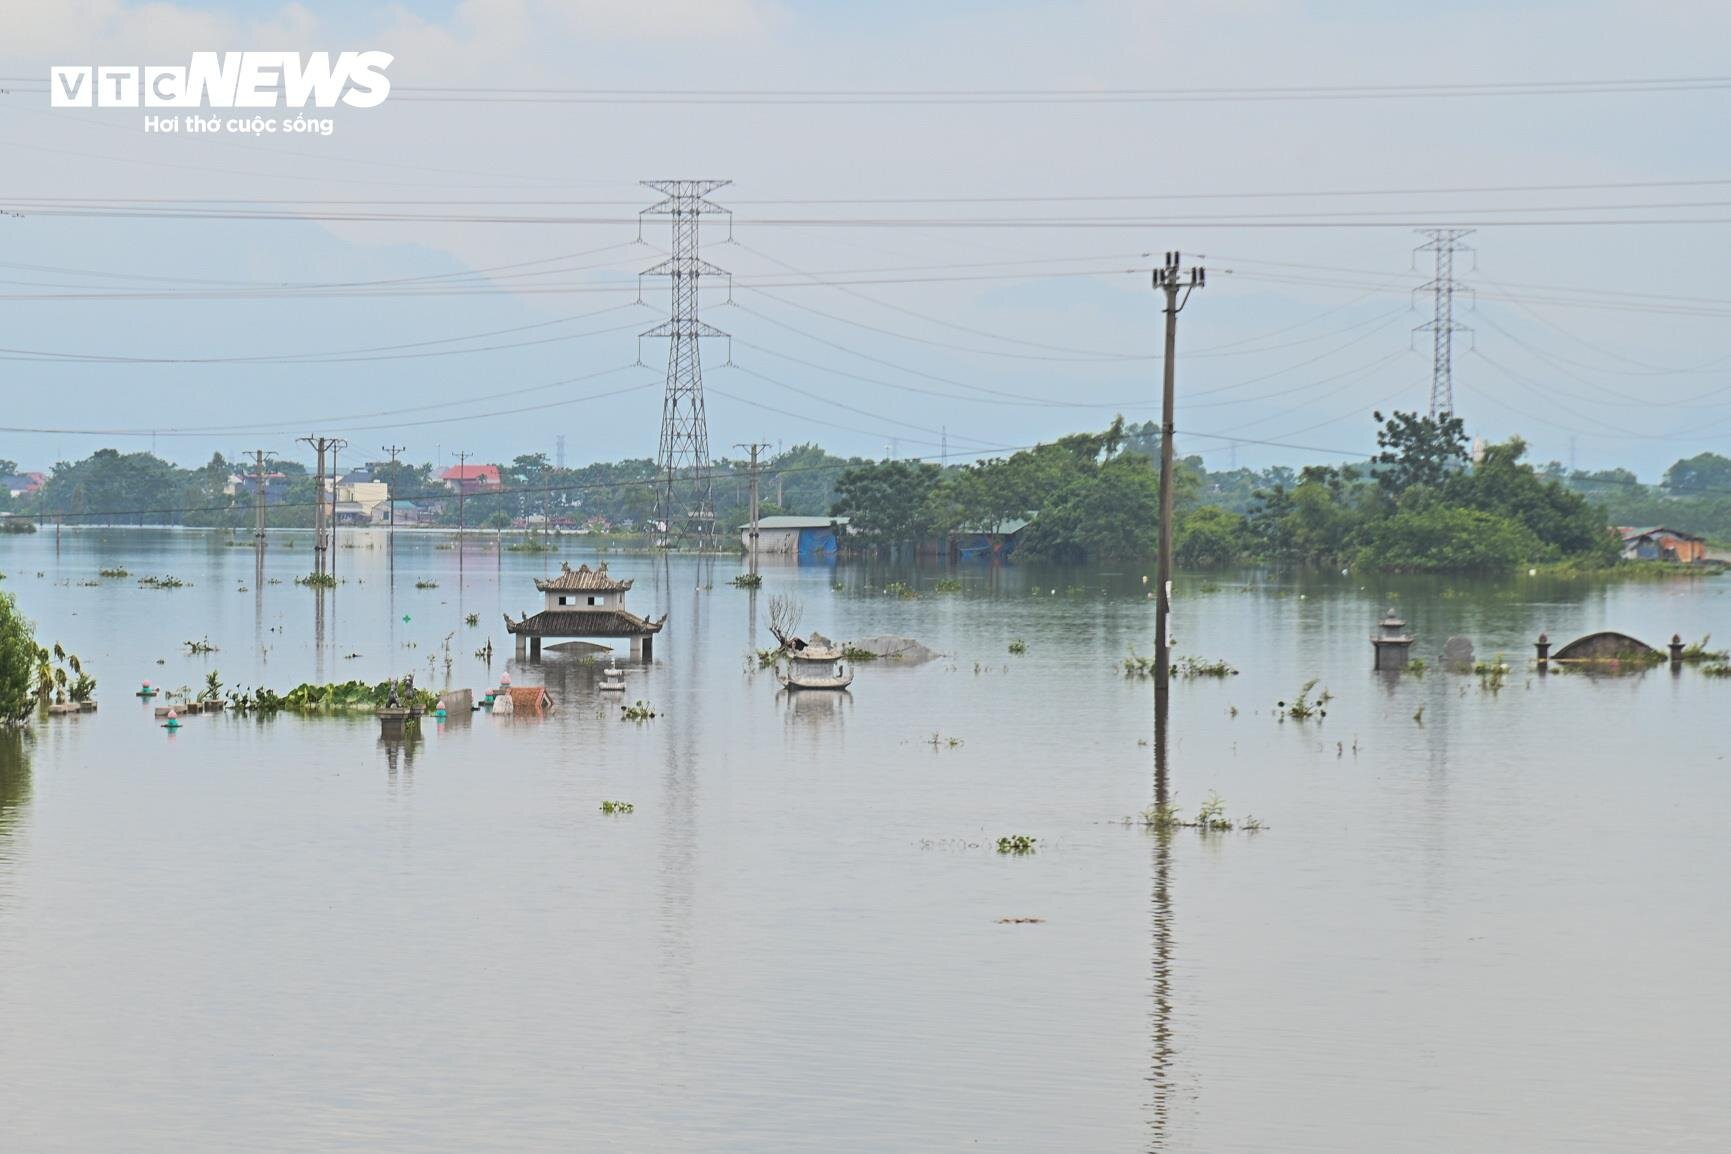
[640,179,732,550]
[1413,228,1474,420]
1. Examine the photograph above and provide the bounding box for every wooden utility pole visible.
[736,442,770,578]
[1153,251,1204,701]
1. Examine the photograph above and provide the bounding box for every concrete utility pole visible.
[453,448,471,562]
[250,449,272,548]
[297,435,343,575]
[381,443,405,548]
[328,438,347,583]
[1152,251,1204,701]
[736,442,770,578]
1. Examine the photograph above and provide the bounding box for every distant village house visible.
[1618,526,1707,564]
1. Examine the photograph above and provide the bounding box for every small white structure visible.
[599,660,627,693]
[777,634,854,691]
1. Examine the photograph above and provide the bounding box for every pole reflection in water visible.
[379,726,421,792]
[313,585,327,686]
[1149,690,1174,1151]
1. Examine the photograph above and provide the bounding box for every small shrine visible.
[504,562,667,660]
[1371,609,1414,671]
[778,633,855,691]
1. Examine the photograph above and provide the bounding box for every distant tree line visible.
[3,422,1727,570]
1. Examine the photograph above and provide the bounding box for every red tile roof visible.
[441,464,500,483]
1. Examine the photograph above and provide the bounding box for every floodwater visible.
[1,527,1728,1153]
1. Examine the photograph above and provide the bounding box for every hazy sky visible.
[2,1,1729,479]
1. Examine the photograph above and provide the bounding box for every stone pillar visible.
[515,632,526,660]
[530,636,541,661]
[1670,633,1685,665]
[1535,632,1550,671]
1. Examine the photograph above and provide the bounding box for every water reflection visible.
[378,724,422,788]
[1149,690,1174,1150]
[0,730,30,848]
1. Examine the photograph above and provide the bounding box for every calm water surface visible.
[1,528,1728,1152]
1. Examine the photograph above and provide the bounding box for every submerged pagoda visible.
[505,562,667,660]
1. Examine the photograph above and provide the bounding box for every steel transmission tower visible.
[641,179,732,550]
[1414,228,1473,419]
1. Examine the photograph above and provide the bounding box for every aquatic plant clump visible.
[1008,639,1028,655]
[294,572,337,588]
[840,646,879,662]
[995,835,1037,855]
[415,579,439,589]
[138,575,187,589]
[1679,635,1729,663]
[730,573,764,588]
[98,567,130,578]
[600,800,635,815]
[621,700,657,721]
[1277,679,1330,722]
[1133,792,1266,834]
[227,679,439,715]
[1172,656,1238,679]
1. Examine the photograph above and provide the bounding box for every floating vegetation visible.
[995,835,1037,855]
[599,800,635,815]
[1007,639,1028,655]
[1680,635,1729,663]
[414,579,439,589]
[621,699,658,721]
[227,679,438,715]
[926,732,963,748]
[1132,791,1264,833]
[1173,656,1237,679]
[183,636,217,654]
[138,575,187,589]
[1405,658,1428,675]
[754,647,784,668]
[730,572,763,588]
[1,519,36,534]
[1122,652,1159,678]
[932,577,963,593]
[1700,661,1731,679]
[98,567,130,578]
[882,581,917,599]
[505,536,558,553]
[464,613,480,627]
[995,917,1045,924]
[841,646,879,662]
[294,572,336,588]
[1278,679,1329,722]
[1473,658,1510,692]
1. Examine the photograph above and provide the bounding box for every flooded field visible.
[2,527,1729,1152]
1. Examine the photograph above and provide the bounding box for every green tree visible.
[1663,452,1731,496]
[1019,453,1163,561]
[1356,497,1541,572]
[0,591,39,726]
[1174,506,1245,568]
[831,460,942,547]
[1372,409,1468,496]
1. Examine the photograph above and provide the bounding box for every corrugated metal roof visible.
[745,516,848,530]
